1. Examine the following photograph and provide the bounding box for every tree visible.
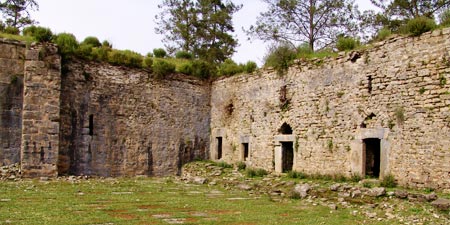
[155,0,241,63]
[0,0,38,29]
[370,0,450,19]
[246,0,358,51]
[155,0,197,54]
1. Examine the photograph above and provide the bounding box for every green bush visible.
[4,26,19,35]
[0,21,5,32]
[244,61,257,73]
[245,168,268,178]
[107,49,143,68]
[287,170,306,179]
[178,62,193,75]
[54,33,79,57]
[264,43,297,75]
[218,59,243,76]
[439,9,450,26]
[236,162,246,171]
[76,43,94,59]
[175,51,193,59]
[81,36,101,47]
[153,60,176,79]
[182,60,215,79]
[102,40,112,48]
[380,173,397,188]
[153,48,167,58]
[143,57,153,69]
[402,17,436,36]
[22,26,53,42]
[336,36,359,51]
[376,27,392,41]
[216,161,233,169]
[296,42,314,58]
[350,173,363,182]
[91,46,110,61]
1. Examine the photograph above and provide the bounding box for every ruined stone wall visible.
[211,29,450,189]
[59,61,211,177]
[20,43,61,177]
[0,39,26,166]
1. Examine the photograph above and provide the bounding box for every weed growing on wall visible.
[395,107,405,125]
[439,74,447,87]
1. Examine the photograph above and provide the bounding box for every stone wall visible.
[59,60,211,177]
[0,39,25,166]
[20,43,61,177]
[210,29,450,189]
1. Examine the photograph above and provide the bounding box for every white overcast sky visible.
[30,0,376,65]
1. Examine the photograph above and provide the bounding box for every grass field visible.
[0,177,391,225]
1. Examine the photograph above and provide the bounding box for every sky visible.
[30,0,376,66]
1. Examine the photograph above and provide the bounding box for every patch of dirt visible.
[138,205,161,209]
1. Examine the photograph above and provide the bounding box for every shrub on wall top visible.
[22,26,53,42]
[54,33,79,57]
[153,60,176,79]
[153,48,167,58]
[175,50,193,59]
[402,17,436,36]
[81,36,101,48]
[336,36,360,51]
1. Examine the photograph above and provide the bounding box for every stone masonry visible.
[0,28,449,189]
[210,29,450,189]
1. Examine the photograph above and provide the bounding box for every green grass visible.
[0,177,381,225]
[0,32,35,43]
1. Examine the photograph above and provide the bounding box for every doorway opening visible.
[281,142,294,172]
[242,143,249,161]
[216,137,223,160]
[363,138,381,178]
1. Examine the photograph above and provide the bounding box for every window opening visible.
[216,137,223,160]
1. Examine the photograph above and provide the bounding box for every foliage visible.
[245,168,268,178]
[54,33,79,58]
[218,59,243,76]
[370,0,450,20]
[350,173,363,182]
[236,161,246,171]
[175,50,193,59]
[81,36,101,47]
[439,74,447,87]
[156,0,242,63]
[179,59,215,79]
[153,59,176,79]
[3,25,18,34]
[287,170,307,179]
[336,36,360,51]
[243,61,257,73]
[401,16,436,36]
[380,173,397,188]
[263,43,297,75]
[90,46,111,61]
[0,30,33,42]
[143,56,153,70]
[215,161,233,169]
[375,27,392,41]
[107,49,143,68]
[153,48,167,58]
[0,0,38,29]
[367,0,450,36]
[246,0,358,51]
[75,43,94,60]
[395,106,405,125]
[439,9,450,26]
[22,25,52,42]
